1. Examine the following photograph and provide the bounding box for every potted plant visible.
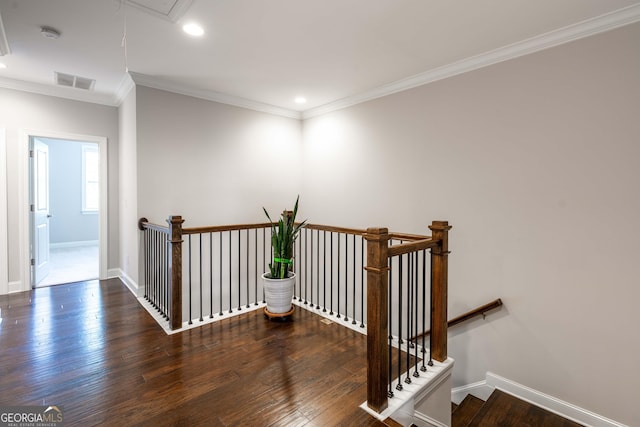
[262,196,307,315]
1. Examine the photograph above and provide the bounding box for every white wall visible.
[0,88,119,288]
[121,85,302,288]
[41,138,99,244]
[302,23,640,426]
[118,87,138,287]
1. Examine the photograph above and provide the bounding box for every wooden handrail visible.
[411,299,503,342]
[303,223,367,235]
[387,238,438,257]
[389,231,431,241]
[183,222,272,235]
[138,218,169,233]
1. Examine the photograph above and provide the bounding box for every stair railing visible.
[138,216,451,416]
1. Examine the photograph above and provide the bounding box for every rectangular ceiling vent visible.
[125,0,192,22]
[54,72,96,91]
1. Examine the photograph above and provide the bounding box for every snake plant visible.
[263,196,307,279]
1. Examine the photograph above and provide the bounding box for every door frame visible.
[19,129,108,290]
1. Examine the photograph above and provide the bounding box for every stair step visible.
[467,389,584,427]
[452,394,485,427]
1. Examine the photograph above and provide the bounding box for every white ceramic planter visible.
[262,272,296,314]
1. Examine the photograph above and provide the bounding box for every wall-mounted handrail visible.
[411,298,503,341]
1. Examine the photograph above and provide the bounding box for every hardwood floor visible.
[0,279,389,426]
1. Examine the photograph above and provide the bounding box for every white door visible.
[32,139,51,285]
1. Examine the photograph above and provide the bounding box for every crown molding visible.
[129,72,302,119]
[0,75,119,106]
[114,73,135,105]
[0,11,10,56]
[302,3,640,119]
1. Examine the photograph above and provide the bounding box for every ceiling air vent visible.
[54,72,96,91]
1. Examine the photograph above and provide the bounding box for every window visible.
[82,144,99,213]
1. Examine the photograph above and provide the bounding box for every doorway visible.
[20,130,108,291]
[31,137,100,287]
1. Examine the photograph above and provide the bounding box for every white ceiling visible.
[1,0,639,118]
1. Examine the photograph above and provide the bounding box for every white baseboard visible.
[413,412,448,427]
[7,280,24,294]
[486,372,626,427]
[452,372,626,427]
[50,240,99,249]
[110,268,139,297]
[451,379,494,405]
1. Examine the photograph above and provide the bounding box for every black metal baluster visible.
[413,252,420,378]
[237,229,242,311]
[163,232,168,319]
[344,234,349,322]
[421,249,427,372]
[254,228,258,306]
[246,228,250,308]
[352,234,356,324]
[199,234,203,322]
[405,252,413,385]
[323,230,327,312]
[262,227,266,303]
[388,258,394,398]
[209,232,214,318]
[316,229,320,309]
[304,228,308,305]
[309,228,313,306]
[396,254,403,391]
[428,248,434,367]
[330,232,334,315]
[336,233,341,319]
[360,235,365,328]
[188,234,193,325]
[219,232,223,315]
[229,230,233,314]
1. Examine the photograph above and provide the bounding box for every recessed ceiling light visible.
[0,63,6,69]
[294,97,307,104]
[182,23,204,37]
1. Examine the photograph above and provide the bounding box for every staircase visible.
[451,389,584,427]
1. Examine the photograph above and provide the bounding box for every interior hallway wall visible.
[301,23,640,426]
[124,85,303,287]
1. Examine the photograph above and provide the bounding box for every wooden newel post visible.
[167,215,184,330]
[364,227,390,413]
[429,220,452,362]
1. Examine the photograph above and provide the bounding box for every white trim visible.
[360,358,455,422]
[7,281,21,293]
[452,373,627,427]
[451,379,494,405]
[19,130,109,292]
[302,3,640,119]
[412,412,448,427]
[114,73,135,106]
[50,240,99,249]
[129,72,302,120]
[0,76,119,106]
[111,267,139,297]
[0,127,7,295]
[486,372,627,427]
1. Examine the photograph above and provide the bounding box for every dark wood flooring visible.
[460,390,584,427]
[0,279,391,426]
